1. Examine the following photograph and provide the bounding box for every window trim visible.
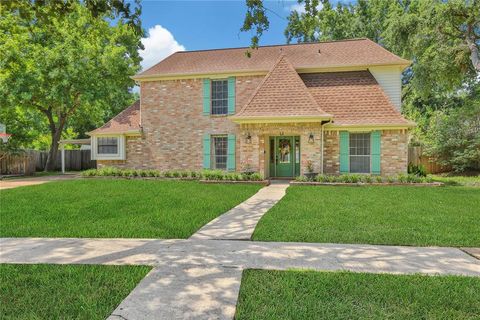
[211,135,228,170]
[349,132,371,174]
[91,135,126,160]
[210,79,229,116]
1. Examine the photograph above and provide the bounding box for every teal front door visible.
[269,136,300,178]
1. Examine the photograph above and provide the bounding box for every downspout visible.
[320,120,331,174]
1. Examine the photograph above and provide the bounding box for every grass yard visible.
[235,269,480,320]
[0,264,150,319]
[431,174,480,187]
[253,186,480,247]
[0,179,261,238]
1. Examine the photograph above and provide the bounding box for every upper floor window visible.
[97,137,118,154]
[349,133,370,173]
[211,79,228,115]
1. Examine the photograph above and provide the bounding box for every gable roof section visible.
[135,39,410,80]
[88,100,141,135]
[301,71,414,126]
[232,55,331,122]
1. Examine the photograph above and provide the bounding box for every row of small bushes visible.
[295,173,435,184]
[82,167,264,181]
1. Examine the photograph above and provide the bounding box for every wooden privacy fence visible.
[408,146,450,174]
[1,149,96,175]
[0,150,37,175]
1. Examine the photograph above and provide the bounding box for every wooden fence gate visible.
[1,149,96,175]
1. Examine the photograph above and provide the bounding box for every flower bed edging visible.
[290,181,444,187]
[199,179,270,186]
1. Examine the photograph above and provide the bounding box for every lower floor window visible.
[211,136,227,169]
[97,137,118,154]
[349,133,370,173]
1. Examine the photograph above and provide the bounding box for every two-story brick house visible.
[89,39,414,178]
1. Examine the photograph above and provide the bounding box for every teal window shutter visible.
[227,134,236,171]
[203,79,211,115]
[227,77,235,115]
[203,134,211,169]
[339,131,349,174]
[371,130,381,175]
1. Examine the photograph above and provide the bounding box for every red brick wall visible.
[99,76,264,170]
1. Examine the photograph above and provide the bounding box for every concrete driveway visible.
[0,174,79,190]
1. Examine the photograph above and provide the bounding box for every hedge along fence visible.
[294,173,442,186]
[82,167,265,182]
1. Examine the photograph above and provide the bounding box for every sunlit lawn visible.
[0,179,261,238]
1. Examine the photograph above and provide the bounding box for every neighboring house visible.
[0,123,12,143]
[89,38,414,178]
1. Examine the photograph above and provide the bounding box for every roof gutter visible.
[229,115,333,124]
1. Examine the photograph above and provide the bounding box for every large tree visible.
[0,1,142,170]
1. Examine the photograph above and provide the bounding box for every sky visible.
[138,0,312,70]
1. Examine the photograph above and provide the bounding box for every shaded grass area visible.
[236,270,480,320]
[431,173,480,187]
[253,186,480,246]
[0,264,151,319]
[0,179,261,238]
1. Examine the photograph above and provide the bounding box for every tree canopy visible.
[242,0,480,171]
[0,1,142,170]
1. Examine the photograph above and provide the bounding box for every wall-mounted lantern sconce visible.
[308,133,314,144]
[279,131,284,136]
[246,132,252,144]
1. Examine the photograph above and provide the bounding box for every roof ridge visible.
[173,38,369,54]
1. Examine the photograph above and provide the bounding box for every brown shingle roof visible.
[301,71,413,126]
[89,100,140,135]
[135,39,410,79]
[232,55,331,120]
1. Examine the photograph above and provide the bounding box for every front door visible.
[269,136,300,178]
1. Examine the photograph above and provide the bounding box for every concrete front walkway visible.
[0,174,78,190]
[1,238,479,319]
[190,181,289,240]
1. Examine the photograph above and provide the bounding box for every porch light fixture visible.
[308,133,314,144]
[246,132,252,144]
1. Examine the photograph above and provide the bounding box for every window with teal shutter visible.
[339,131,349,174]
[203,79,211,115]
[227,134,236,171]
[227,77,235,115]
[203,134,211,169]
[371,130,381,175]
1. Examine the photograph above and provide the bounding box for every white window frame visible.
[349,132,371,174]
[91,135,126,160]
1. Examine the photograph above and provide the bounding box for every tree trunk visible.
[43,111,66,172]
[44,129,62,171]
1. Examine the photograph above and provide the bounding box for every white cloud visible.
[139,25,185,71]
[287,2,323,14]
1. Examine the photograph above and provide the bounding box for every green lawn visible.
[0,264,151,319]
[431,174,480,187]
[253,186,480,246]
[0,179,261,238]
[236,270,480,320]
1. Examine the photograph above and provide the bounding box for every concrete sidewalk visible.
[190,181,289,240]
[2,238,479,319]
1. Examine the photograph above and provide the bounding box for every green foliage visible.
[0,2,142,169]
[408,163,427,177]
[82,167,265,182]
[296,173,432,184]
